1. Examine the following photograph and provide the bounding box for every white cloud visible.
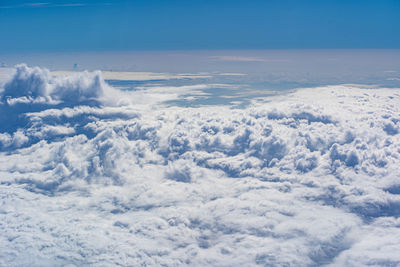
[1,64,119,106]
[1,65,400,266]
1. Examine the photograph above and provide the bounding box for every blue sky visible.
[1,0,400,52]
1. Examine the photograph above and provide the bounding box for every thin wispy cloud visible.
[0,2,112,9]
[53,3,86,7]
[210,56,291,63]
[211,56,266,62]
[27,2,49,6]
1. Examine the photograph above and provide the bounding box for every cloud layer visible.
[1,65,400,266]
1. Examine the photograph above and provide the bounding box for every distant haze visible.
[1,50,400,88]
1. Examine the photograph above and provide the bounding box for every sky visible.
[1,0,400,52]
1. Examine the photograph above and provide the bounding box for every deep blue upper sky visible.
[1,0,400,52]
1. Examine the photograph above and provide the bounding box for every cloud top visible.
[1,65,400,266]
[1,64,113,106]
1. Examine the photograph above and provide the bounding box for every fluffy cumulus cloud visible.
[1,65,400,266]
[0,64,125,107]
